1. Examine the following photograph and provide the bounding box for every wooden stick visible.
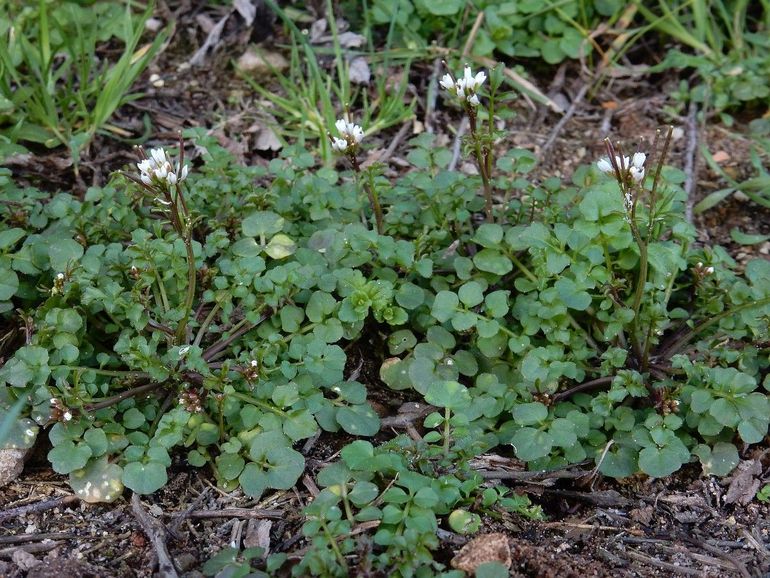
[131,493,179,578]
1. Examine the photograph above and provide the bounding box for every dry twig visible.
[131,493,179,578]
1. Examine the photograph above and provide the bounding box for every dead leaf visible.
[243,519,272,553]
[310,19,327,43]
[451,533,511,574]
[724,459,762,505]
[712,150,730,163]
[188,13,230,67]
[349,57,370,85]
[233,0,256,25]
[253,127,282,151]
[337,31,366,48]
[629,505,654,525]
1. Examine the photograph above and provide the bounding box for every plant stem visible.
[193,300,222,347]
[443,407,451,458]
[175,224,197,345]
[467,109,494,222]
[350,155,384,234]
[660,296,770,357]
[85,381,160,412]
[54,366,150,379]
[228,391,287,417]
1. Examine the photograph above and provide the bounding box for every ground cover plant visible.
[2,1,770,577]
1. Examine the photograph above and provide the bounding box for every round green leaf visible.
[264,446,305,489]
[511,427,553,461]
[336,404,380,436]
[424,380,471,410]
[122,461,168,494]
[69,457,124,503]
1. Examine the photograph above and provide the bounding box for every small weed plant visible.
[1,60,769,576]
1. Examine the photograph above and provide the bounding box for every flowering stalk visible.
[330,118,384,234]
[441,64,494,222]
[130,135,195,345]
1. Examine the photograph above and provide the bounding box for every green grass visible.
[0,0,166,162]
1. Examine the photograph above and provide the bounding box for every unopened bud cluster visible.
[179,389,203,413]
[243,359,259,381]
[694,262,715,277]
[51,272,66,295]
[50,397,73,422]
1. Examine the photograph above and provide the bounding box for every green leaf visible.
[554,278,592,310]
[122,408,146,429]
[693,442,739,476]
[265,234,296,259]
[458,281,484,307]
[239,462,267,498]
[730,228,770,245]
[511,427,553,461]
[0,267,19,301]
[473,562,509,578]
[122,461,168,494]
[48,440,92,474]
[388,330,417,355]
[263,446,304,489]
[421,0,462,15]
[336,404,380,436]
[242,211,284,237]
[216,453,246,481]
[424,380,471,410]
[0,228,25,250]
[447,509,481,534]
[473,249,513,275]
[69,456,124,503]
[48,238,84,271]
[512,402,548,426]
[341,440,374,470]
[431,291,459,323]
[473,223,504,247]
[638,446,687,478]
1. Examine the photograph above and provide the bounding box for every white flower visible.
[705,266,715,275]
[596,158,614,174]
[461,65,486,93]
[629,152,646,183]
[63,411,73,422]
[56,273,65,281]
[331,137,348,153]
[439,73,455,92]
[441,65,486,107]
[332,118,364,154]
[136,147,189,188]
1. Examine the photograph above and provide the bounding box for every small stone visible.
[236,48,289,74]
[12,550,40,572]
[149,74,164,88]
[0,448,28,487]
[451,533,511,574]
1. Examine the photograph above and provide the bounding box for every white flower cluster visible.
[331,118,365,154]
[597,152,646,184]
[440,66,487,107]
[137,147,189,188]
